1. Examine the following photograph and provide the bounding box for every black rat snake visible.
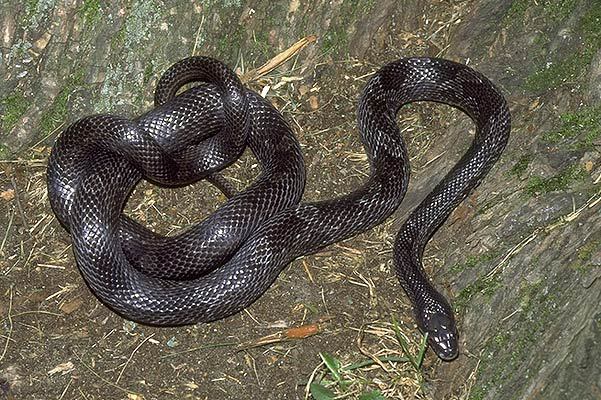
[47,57,510,361]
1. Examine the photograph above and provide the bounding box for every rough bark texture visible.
[0,0,412,152]
[1,1,600,399]
[434,0,601,398]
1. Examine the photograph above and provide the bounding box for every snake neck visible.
[394,236,459,360]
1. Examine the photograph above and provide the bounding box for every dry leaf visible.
[47,361,74,376]
[60,298,84,314]
[285,323,320,339]
[184,381,199,390]
[0,189,15,201]
[529,98,541,111]
[298,84,310,96]
[308,95,319,110]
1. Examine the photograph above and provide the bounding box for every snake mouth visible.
[422,312,459,361]
[428,330,458,361]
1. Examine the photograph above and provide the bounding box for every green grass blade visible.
[319,352,342,381]
[391,317,419,371]
[310,382,336,400]
[415,332,429,369]
[358,390,387,400]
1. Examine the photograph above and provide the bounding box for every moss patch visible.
[142,62,155,86]
[1,92,29,132]
[22,0,57,29]
[525,56,584,92]
[454,274,502,312]
[322,0,376,55]
[504,0,577,24]
[509,154,532,178]
[0,144,10,160]
[569,239,600,273]
[78,0,102,27]
[39,69,86,136]
[469,280,559,399]
[122,0,164,48]
[248,28,273,60]
[450,251,500,275]
[525,164,588,196]
[453,251,503,311]
[524,2,601,92]
[216,24,245,61]
[543,105,601,150]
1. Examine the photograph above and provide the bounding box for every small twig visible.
[78,388,91,400]
[58,377,73,400]
[356,327,390,374]
[159,342,237,359]
[36,263,65,270]
[0,209,14,255]
[501,308,521,322]
[0,286,14,363]
[30,121,65,149]
[116,333,155,384]
[485,231,537,279]
[0,310,61,323]
[243,309,261,325]
[246,353,260,385]
[10,176,30,235]
[240,35,317,83]
[236,322,324,350]
[320,287,329,315]
[45,283,78,301]
[486,191,601,279]
[302,260,314,283]
[304,360,325,400]
[419,150,447,170]
[463,358,482,399]
[73,350,134,395]
[191,14,205,56]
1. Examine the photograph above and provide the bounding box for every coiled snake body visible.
[47,57,510,361]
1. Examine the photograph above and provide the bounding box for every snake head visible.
[420,311,459,361]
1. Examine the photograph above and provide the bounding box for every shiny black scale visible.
[47,56,510,361]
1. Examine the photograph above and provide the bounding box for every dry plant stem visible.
[0,286,14,363]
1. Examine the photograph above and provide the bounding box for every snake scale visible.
[47,56,510,361]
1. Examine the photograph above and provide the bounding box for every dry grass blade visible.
[0,286,14,363]
[486,191,600,279]
[116,333,156,384]
[240,35,317,83]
